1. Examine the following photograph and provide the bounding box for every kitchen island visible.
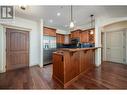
[52,47,100,88]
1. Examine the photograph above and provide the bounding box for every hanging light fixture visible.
[70,5,74,29]
[90,14,94,35]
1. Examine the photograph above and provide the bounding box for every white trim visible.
[104,32,107,61]
[3,28,6,72]
[102,28,127,33]
[2,24,32,32]
[39,19,43,67]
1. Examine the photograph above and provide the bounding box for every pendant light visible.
[70,5,74,29]
[90,14,94,35]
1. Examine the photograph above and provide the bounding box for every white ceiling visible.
[15,6,127,31]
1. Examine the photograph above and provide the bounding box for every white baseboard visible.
[0,69,5,73]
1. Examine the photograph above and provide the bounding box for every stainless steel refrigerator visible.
[43,36,56,65]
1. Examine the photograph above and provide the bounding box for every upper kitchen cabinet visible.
[81,28,95,43]
[80,30,89,43]
[56,33,65,44]
[70,29,82,39]
[88,28,95,43]
[43,27,56,36]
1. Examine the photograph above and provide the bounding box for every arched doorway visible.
[101,21,127,64]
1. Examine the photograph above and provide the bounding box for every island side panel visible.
[52,53,64,84]
[64,51,80,84]
[80,49,95,73]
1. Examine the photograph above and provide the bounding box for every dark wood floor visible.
[0,61,127,89]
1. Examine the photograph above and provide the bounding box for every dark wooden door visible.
[6,28,29,71]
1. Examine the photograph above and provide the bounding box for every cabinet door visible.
[43,27,56,36]
[71,32,74,38]
[43,27,49,35]
[56,34,65,44]
[81,31,89,43]
[73,32,76,38]
[56,34,60,43]
[75,31,80,38]
[61,35,65,44]
[71,31,80,38]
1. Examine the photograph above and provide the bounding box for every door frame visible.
[101,28,127,64]
[3,25,31,72]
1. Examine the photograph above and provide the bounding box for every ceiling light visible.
[70,21,74,28]
[90,14,94,35]
[90,14,94,28]
[69,5,74,29]
[90,30,94,35]
[49,19,53,23]
[57,12,61,16]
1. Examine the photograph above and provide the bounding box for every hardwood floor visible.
[0,61,127,89]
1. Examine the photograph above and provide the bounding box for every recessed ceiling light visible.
[57,12,61,16]
[49,19,53,23]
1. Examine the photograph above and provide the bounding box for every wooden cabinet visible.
[70,28,95,43]
[71,29,81,39]
[88,29,95,43]
[64,35,70,44]
[56,33,65,44]
[80,30,89,43]
[80,28,95,43]
[43,27,56,36]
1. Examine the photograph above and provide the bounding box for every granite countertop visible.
[53,50,63,55]
[53,47,101,55]
[60,47,101,52]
